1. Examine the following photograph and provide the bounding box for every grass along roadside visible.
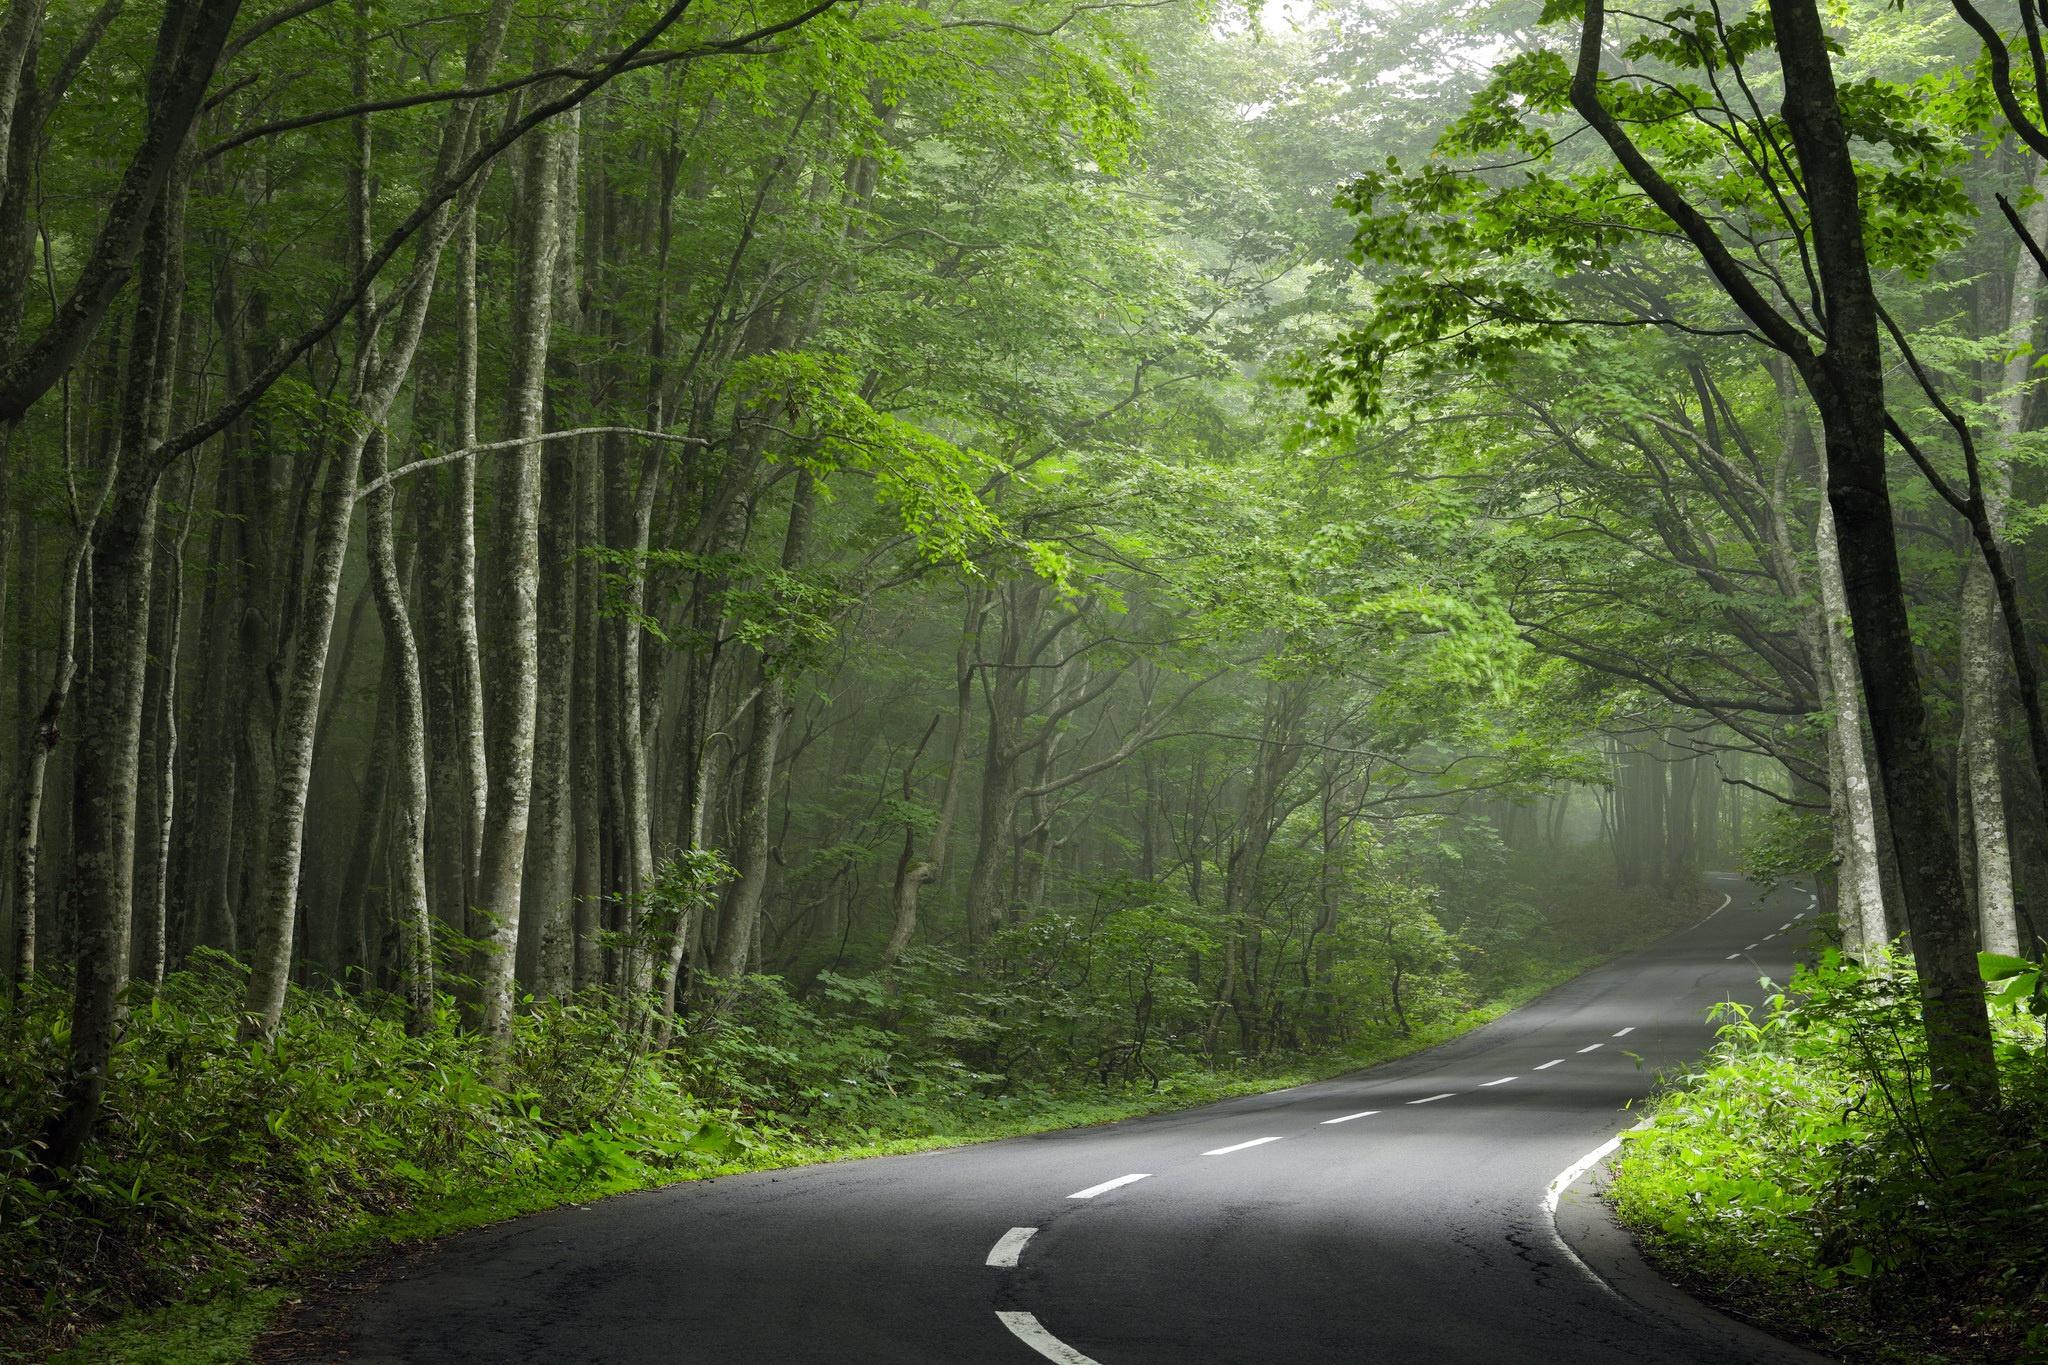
[33,947,1642,1365]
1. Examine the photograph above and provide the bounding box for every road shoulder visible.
[1552,1158,1836,1364]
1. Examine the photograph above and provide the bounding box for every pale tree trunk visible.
[527,429,579,997]
[570,436,604,988]
[241,0,515,1036]
[709,470,816,978]
[133,460,191,988]
[1817,501,1890,953]
[607,436,658,994]
[475,98,575,1047]
[1955,187,2044,958]
[527,115,585,999]
[454,202,488,919]
[363,428,435,1031]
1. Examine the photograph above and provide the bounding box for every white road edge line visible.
[1480,1076,1516,1086]
[1699,892,1733,922]
[1321,1110,1380,1124]
[1543,1119,1655,1298]
[997,1311,1102,1365]
[1409,1092,1456,1104]
[1612,1027,1634,1037]
[1576,1043,1603,1053]
[1533,1059,1563,1070]
[986,1227,1038,1268]
[1203,1136,1284,1155]
[1067,1173,1150,1199]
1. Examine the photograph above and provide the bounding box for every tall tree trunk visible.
[46,166,188,1164]
[1815,501,1891,953]
[1766,0,1995,1098]
[8,485,97,1001]
[364,430,435,1030]
[1955,187,2045,958]
[475,97,574,1047]
[527,431,579,998]
[570,436,604,989]
[132,463,190,988]
[453,202,488,922]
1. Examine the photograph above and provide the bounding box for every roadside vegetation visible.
[1612,952,2048,1363]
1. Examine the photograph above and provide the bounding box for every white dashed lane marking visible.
[1068,1174,1149,1199]
[998,1311,1102,1364]
[1534,1059,1563,1070]
[1577,1043,1603,1053]
[1321,1110,1380,1125]
[1203,1137,1283,1156]
[1612,1027,1634,1037]
[986,1227,1037,1267]
[1408,1093,1456,1105]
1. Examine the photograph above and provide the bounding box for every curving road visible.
[302,874,1827,1364]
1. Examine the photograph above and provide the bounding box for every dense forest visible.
[0,0,2045,1356]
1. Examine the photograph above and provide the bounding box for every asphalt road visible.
[320,873,1823,1364]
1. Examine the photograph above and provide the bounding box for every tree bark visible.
[1955,187,2045,958]
[45,164,188,1164]
[475,93,574,1047]
[1775,0,1994,1094]
[364,429,435,1030]
[132,462,190,988]
[1815,500,1892,953]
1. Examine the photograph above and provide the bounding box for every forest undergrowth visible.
[1611,951,2048,1364]
[3,851,1695,1363]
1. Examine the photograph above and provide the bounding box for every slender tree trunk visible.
[133,464,190,988]
[570,436,603,988]
[9,495,96,1001]
[453,203,488,920]
[475,99,574,1047]
[528,431,579,998]
[363,429,435,1029]
[46,167,188,1163]
[1955,189,2044,957]
[1815,501,1890,952]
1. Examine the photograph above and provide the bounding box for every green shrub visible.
[0,961,728,1360]
[1611,951,2048,1363]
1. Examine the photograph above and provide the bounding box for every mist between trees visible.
[3,0,2048,1351]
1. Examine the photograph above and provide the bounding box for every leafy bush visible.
[1611,951,2048,1363]
[0,960,730,1359]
